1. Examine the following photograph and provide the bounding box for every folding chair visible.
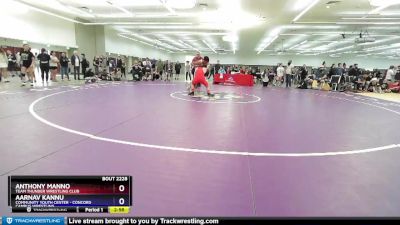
[330,75,341,91]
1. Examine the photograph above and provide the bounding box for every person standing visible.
[0,48,9,83]
[34,52,40,77]
[285,60,293,88]
[71,51,81,80]
[121,58,126,79]
[50,51,59,82]
[81,54,89,78]
[144,58,152,80]
[164,60,172,81]
[121,59,126,78]
[16,52,21,77]
[336,63,344,76]
[60,52,70,81]
[328,64,336,79]
[276,63,285,87]
[117,57,123,78]
[185,61,191,81]
[93,56,100,75]
[109,59,116,76]
[101,55,107,74]
[151,58,156,79]
[175,61,181,80]
[20,44,35,86]
[117,57,122,70]
[156,59,164,80]
[7,50,17,78]
[343,63,347,75]
[37,48,50,83]
[386,65,395,82]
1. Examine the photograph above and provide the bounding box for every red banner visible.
[213,74,254,86]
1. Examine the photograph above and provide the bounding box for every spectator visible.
[81,54,89,78]
[101,55,107,73]
[108,59,115,75]
[143,58,152,81]
[262,69,270,87]
[175,61,181,80]
[60,52,70,81]
[336,63,344,76]
[285,60,293,88]
[240,66,246,74]
[93,56,100,75]
[395,65,400,81]
[116,57,122,71]
[121,58,126,78]
[328,64,336,79]
[164,60,172,81]
[226,66,231,74]
[37,48,50,83]
[7,50,17,78]
[151,58,156,78]
[348,65,356,76]
[0,48,9,83]
[34,52,40,76]
[218,66,226,74]
[131,63,143,81]
[20,44,35,86]
[16,52,21,77]
[268,68,276,86]
[385,65,395,82]
[50,51,59,82]
[184,61,191,81]
[276,63,285,87]
[156,59,164,79]
[354,64,361,77]
[112,68,122,81]
[71,51,81,80]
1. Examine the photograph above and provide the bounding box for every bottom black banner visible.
[66,217,400,225]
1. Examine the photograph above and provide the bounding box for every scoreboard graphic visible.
[8,176,132,213]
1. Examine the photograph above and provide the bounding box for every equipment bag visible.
[311,80,319,89]
[321,83,331,91]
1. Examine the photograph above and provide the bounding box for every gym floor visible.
[1,79,400,216]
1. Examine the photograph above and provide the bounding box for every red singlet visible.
[192,68,209,88]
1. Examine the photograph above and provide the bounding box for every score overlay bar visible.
[8,176,132,213]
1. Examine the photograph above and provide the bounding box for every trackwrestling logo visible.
[2,217,65,225]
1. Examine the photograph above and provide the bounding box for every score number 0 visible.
[118,185,126,205]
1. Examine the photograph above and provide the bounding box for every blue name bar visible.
[2,217,65,225]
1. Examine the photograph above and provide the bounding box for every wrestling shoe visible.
[188,92,194,96]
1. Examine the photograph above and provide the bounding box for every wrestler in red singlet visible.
[189,56,212,96]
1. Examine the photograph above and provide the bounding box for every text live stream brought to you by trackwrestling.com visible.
[3,217,400,225]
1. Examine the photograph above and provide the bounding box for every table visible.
[213,74,254,86]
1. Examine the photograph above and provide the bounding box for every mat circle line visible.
[28,87,400,157]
